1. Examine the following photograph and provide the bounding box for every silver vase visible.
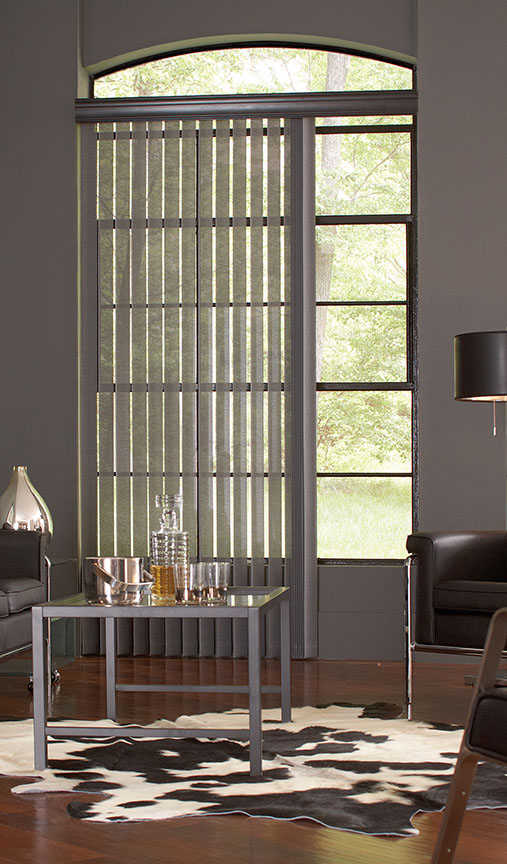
[0,465,53,543]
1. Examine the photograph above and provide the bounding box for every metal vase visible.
[0,465,53,543]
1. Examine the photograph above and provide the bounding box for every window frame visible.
[78,48,418,580]
[315,117,418,565]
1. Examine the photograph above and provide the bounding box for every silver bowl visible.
[83,557,154,605]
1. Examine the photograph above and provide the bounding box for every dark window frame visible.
[315,116,417,564]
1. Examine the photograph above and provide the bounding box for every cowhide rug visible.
[2,702,507,835]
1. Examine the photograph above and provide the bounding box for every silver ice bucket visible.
[83,557,154,606]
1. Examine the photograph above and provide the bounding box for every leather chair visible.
[0,529,48,660]
[405,531,507,716]
[432,606,507,863]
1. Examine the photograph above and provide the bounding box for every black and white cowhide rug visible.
[2,703,507,835]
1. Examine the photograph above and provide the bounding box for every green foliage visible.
[318,224,406,302]
[316,132,411,215]
[345,56,412,91]
[319,305,407,382]
[317,391,411,473]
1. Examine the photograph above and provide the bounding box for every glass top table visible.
[41,584,287,611]
[31,586,291,777]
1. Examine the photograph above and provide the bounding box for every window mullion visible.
[290,116,317,658]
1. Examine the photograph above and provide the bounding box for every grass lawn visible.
[317,476,412,559]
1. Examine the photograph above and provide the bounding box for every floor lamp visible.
[454,330,507,685]
[454,330,507,434]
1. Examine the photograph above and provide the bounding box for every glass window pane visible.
[315,116,413,127]
[316,223,407,302]
[316,132,411,216]
[317,391,412,473]
[95,49,413,98]
[317,306,407,383]
[317,476,412,558]
[345,58,412,92]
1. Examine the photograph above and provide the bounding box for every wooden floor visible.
[0,655,506,864]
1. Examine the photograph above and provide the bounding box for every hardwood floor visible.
[0,655,506,863]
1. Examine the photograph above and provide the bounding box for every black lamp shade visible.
[454,331,507,401]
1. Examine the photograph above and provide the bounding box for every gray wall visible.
[81,0,417,73]
[2,0,506,654]
[417,0,507,532]
[319,566,404,660]
[0,0,80,595]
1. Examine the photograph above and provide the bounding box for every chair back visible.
[0,529,45,579]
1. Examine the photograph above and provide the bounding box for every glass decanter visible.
[149,493,189,601]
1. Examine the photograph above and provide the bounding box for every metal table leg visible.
[248,607,262,777]
[405,555,414,720]
[32,606,48,770]
[105,617,117,721]
[280,592,291,723]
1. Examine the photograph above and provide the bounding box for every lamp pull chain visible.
[493,400,497,436]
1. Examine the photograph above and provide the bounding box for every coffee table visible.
[31,586,291,776]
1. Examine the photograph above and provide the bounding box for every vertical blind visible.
[80,116,298,657]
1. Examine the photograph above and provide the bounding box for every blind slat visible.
[215,120,232,564]
[181,122,198,556]
[214,119,234,655]
[197,119,216,654]
[250,118,266,586]
[232,119,248,570]
[163,121,182,492]
[267,118,283,570]
[198,119,215,562]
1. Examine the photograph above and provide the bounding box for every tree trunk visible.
[315,53,349,380]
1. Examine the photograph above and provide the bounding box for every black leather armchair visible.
[405,531,507,716]
[0,529,48,660]
[432,606,507,863]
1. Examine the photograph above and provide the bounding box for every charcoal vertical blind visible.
[79,113,303,657]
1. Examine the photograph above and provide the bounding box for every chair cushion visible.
[0,577,45,613]
[0,591,9,618]
[434,611,493,648]
[468,688,507,760]
[433,580,507,612]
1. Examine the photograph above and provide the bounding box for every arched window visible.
[93,45,412,97]
[78,45,416,656]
